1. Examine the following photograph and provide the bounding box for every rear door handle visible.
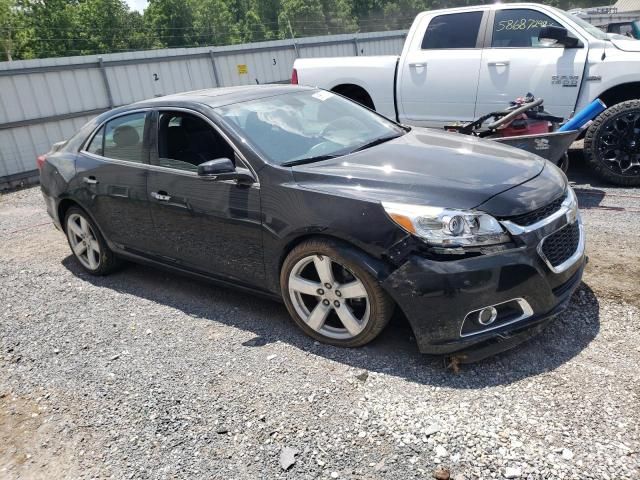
[488,61,510,67]
[151,191,172,202]
[409,62,427,68]
[83,176,98,185]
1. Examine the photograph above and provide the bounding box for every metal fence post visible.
[353,36,360,56]
[208,50,222,87]
[98,57,114,108]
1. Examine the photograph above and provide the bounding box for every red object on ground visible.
[291,68,298,85]
[498,116,550,137]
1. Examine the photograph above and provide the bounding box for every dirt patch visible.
[583,245,640,308]
[0,393,80,480]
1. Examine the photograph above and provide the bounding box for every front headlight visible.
[382,202,510,247]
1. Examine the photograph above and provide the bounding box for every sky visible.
[126,0,148,12]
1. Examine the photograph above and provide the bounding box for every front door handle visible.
[409,62,427,68]
[83,176,98,185]
[151,191,172,202]
[488,61,510,67]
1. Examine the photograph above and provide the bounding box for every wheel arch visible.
[57,197,110,243]
[57,198,83,232]
[598,82,640,108]
[277,233,393,287]
[331,84,376,110]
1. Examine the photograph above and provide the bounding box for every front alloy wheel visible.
[585,100,640,186]
[281,239,393,347]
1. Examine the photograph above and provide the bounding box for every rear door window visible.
[492,9,561,48]
[101,112,148,163]
[421,12,484,49]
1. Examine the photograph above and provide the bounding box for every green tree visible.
[242,7,267,42]
[192,0,238,45]
[73,0,137,54]
[22,0,78,58]
[278,0,325,37]
[0,0,22,60]
[145,0,195,48]
[323,0,357,34]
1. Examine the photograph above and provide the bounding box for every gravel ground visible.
[1,154,639,480]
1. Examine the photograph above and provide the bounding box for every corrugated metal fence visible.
[0,30,406,189]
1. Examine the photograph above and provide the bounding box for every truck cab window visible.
[492,9,561,48]
[421,12,483,49]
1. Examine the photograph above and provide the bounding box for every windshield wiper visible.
[349,133,403,154]
[281,154,341,167]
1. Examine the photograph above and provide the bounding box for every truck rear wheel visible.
[584,100,640,186]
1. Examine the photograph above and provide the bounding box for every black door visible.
[146,110,265,286]
[75,111,155,251]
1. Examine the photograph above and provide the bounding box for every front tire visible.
[64,207,121,275]
[584,100,640,186]
[280,239,393,348]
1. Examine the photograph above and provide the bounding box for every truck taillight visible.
[36,154,47,170]
[291,68,298,85]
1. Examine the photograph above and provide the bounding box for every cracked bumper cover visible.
[382,240,585,356]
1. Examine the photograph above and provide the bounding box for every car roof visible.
[133,84,316,109]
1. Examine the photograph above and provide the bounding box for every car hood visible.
[611,38,640,52]
[291,128,546,210]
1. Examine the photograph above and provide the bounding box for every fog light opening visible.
[477,306,498,326]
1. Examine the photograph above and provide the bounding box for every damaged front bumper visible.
[382,221,585,356]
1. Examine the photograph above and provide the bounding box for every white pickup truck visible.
[293,2,640,185]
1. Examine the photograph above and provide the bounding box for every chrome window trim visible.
[81,151,260,189]
[537,218,585,274]
[460,298,534,338]
[80,108,153,159]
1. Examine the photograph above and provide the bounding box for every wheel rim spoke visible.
[73,242,87,256]
[335,304,364,336]
[597,110,640,176]
[338,280,367,299]
[87,248,99,269]
[306,302,331,331]
[69,221,84,238]
[289,254,370,340]
[289,275,321,296]
[313,255,335,285]
[79,217,90,236]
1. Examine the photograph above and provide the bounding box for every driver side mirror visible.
[538,25,580,48]
[197,157,255,184]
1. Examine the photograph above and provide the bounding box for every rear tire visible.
[584,100,640,186]
[64,207,121,275]
[280,239,393,348]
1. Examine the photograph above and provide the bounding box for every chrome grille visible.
[540,222,580,268]
[506,192,567,226]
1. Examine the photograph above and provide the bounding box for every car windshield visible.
[215,90,405,166]
[553,8,610,41]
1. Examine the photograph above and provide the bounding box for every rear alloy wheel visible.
[584,100,640,186]
[281,239,393,347]
[65,207,120,275]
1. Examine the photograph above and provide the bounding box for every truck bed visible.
[294,56,399,120]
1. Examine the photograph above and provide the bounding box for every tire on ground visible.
[584,99,640,186]
[280,238,394,348]
[64,206,122,275]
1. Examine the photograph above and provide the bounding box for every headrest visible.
[112,125,140,147]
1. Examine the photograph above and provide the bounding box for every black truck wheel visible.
[584,100,640,186]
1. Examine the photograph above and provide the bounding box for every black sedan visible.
[39,85,585,358]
